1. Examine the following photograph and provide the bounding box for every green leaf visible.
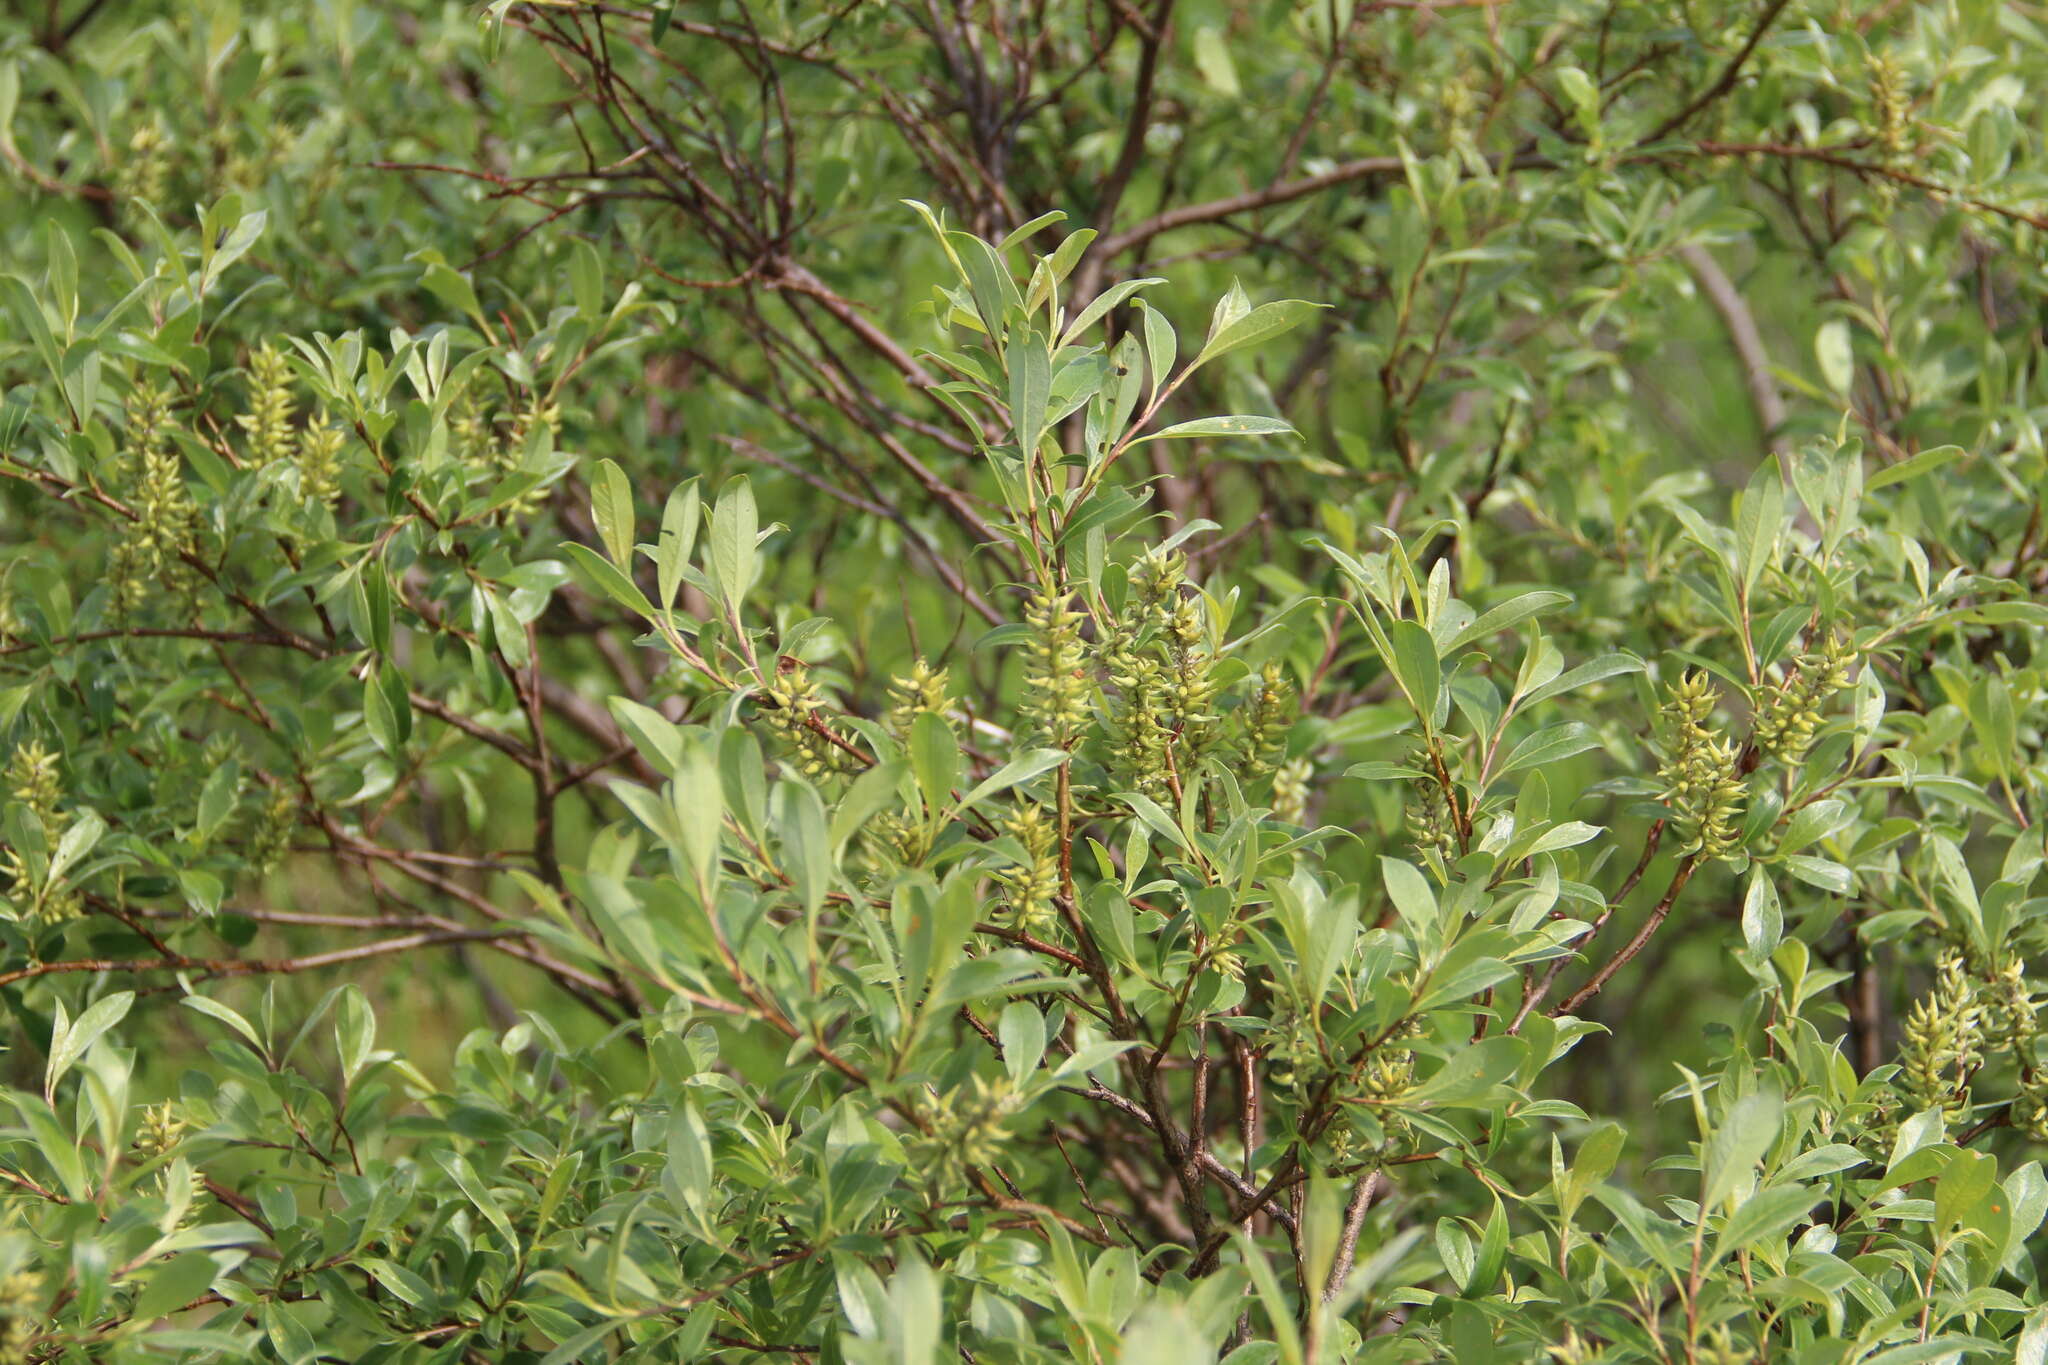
[958,749,1067,812]
[1441,590,1571,656]
[1061,277,1166,348]
[45,218,78,332]
[433,1150,519,1248]
[1133,414,1297,444]
[908,711,958,815]
[708,476,758,619]
[1465,1197,1509,1296]
[1701,1089,1783,1211]
[1555,66,1599,136]
[1735,462,1784,599]
[49,809,104,883]
[1499,722,1600,776]
[655,479,700,612]
[668,1101,714,1218]
[999,1002,1047,1085]
[1935,1148,1999,1235]
[1518,652,1643,707]
[1191,25,1241,96]
[363,670,403,755]
[1381,856,1438,941]
[131,1251,218,1322]
[591,457,635,568]
[419,259,483,326]
[672,737,723,894]
[1741,869,1781,957]
[2018,1306,2048,1365]
[570,237,605,319]
[181,995,266,1058]
[1866,444,1964,491]
[561,541,657,619]
[1815,319,1854,396]
[335,985,376,1084]
[1385,619,1441,726]
[46,990,132,1096]
[194,760,240,847]
[1010,329,1051,460]
[1193,298,1325,370]
[1405,1036,1526,1107]
[1711,1183,1820,1260]
[1138,300,1177,401]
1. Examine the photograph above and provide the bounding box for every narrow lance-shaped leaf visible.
[1132,414,1297,444]
[1191,298,1325,371]
[591,457,635,567]
[708,476,758,620]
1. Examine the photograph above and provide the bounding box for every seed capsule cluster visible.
[885,659,952,738]
[1898,951,1986,1125]
[238,342,297,467]
[0,1270,42,1365]
[994,803,1060,934]
[1021,586,1088,746]
[1657,670,1745,858]
[759,662,858,778]
[1753,631,1853,764]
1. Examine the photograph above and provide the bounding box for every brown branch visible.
[1553,853,1701,1016]
[1641,0,1793,145]
[1510,819,1665,1032]
[1678,243,1786,454]
[0,929,519,990]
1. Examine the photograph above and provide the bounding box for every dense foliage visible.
[2,0,2048,1360]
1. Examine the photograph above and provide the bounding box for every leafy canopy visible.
[1,1,2047,1362]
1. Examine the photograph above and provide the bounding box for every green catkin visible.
[451,386,497,469]
[1106,651,1173,794]
[506,398,562,465]
[1869,53,1908,164]
[912,1075,1015,1183]
[7,740,60,824]
[758,662,858,779]
[1103,556,1220,793]
[1127,549,1186,621]
[1867,53,1907,210]
[247,786,299,874]
[1897,951,1985,1127]
[0,1270,42,1365]
[111,445,200,616]
[1237,662,1292,780]
[236,341,296,467]
[1020,585,1088,746]
[995,803,1060,933]
[135,1102,207,1228]
[500,398,563,515]
[1161,595,1220,759]
[885,660,951,739]
[297,423,346,507]
[1753,631,1854,765]
[116,115,171,207]
[1981,960,2048,1139]
[0,741,76,919]
[1405,772,1455,859]
[1272,756,1312,827]
[108,385,185,612]
[136,1100,182,1160]
[1657,670,1744,858]
[865,811,932,869]
[111,381,174,489]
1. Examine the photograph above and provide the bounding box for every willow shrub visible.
[4,3,2048,1363]
[1,201,2045,1362]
